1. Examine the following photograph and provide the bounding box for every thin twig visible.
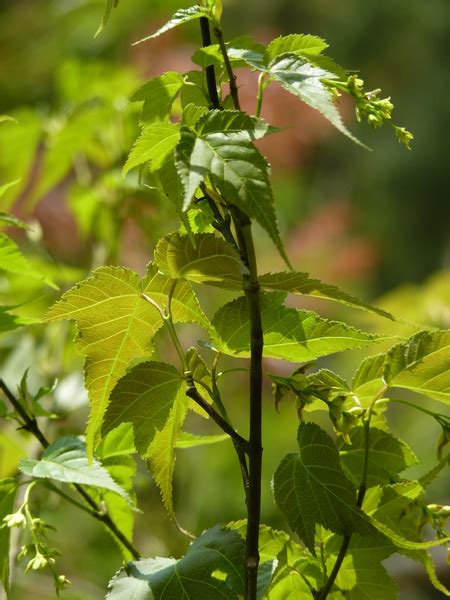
[0,378,141,560]
[185,373,250,453]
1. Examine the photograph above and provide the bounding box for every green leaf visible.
[98,424,137,560]
[123,123,180,176]
[0,306,35,333]
[384,330,450,403]
[0,478,18,599]
[102,362,183,457]
[258,271,393,319]
[273,422,373,554]
[194,110,277,139]
[154,232,244,289]
[0,233,42,281]
[0,181,21,201]
[146,388,188,517]
[107,525,245,599]
[338,427,418,488]
[266,34,329,61]
[19,437,131,502]
[175,121,289,264]
[131,72,184,124]
[352,353,386,404]
[133,6,209,45]
[95,0,120,38]
[44,265,208,457]
[212,292,382,362]
[325,534,398,600]
[175,432,228,449]
[267,54,365,146]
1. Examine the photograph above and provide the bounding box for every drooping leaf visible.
[384,330,450,403]
[44,265,208,457]
[212,292,382,362]
[123,122,180,176]
[19,437,131,502]
[130,72,184,124]
[267,54,365,146]
[102,362,183,457]
[258,271,393,319]
[107,525,245,600]
[0,478,18,598]
[146,388,188,517]
[175,121,289,264]
[338,427,418,488]
[95,0,120,37]
[273,422,373,554]
[154,231,244,289]
[133,6,209,45]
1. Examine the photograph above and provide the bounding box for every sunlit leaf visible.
[212,292,382,362]
[133,6,209,45]
[19,437,131,502]
[123,122,180,176]
[384,330,450,403]
[131,72,184,124]
[154,231,244,289]
[258,271,393,319]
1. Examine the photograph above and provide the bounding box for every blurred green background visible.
[0,0,449,598]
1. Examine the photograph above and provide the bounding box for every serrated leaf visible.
[102,362,183,457]
[146,388,188,517]
[384,330,450,403]
[258,271,393,319]
[107,525,245,600]
[95,0,119,38]
[268,54,365,147]
[266,34,329,62]
[194,110,277,139]
[19,437,131,502]
[123,122,180,176]
[133,6,209,45]
[212,292,382,362]
[154,231,244,289]
[338,427,418,488]
[175,122,289,264]
[131,72,184,124]
[273,422,373,554]
[44,265,208,457]
[0,478,18,599]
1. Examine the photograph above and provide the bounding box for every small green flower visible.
[26,551,48,572]
[2,511,26,528]
[393,125,414,150]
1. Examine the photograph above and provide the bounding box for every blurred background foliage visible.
[0,0,449,598]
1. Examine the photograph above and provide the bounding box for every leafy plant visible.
[1,1,449,599]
